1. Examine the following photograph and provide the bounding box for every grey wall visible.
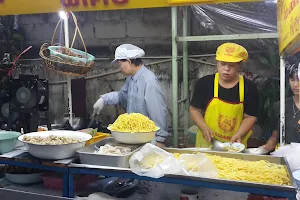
[20,8,181,57]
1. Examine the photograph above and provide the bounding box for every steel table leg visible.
[68,172,74,198]
[63,170,69,198]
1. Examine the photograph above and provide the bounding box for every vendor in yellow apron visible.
[195,73,253,148]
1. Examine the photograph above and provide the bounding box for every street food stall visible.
[0,113,298,199]
[0,0,299,200]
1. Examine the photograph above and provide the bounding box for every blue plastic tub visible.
[0,131,21,154]
[48,46,95,65]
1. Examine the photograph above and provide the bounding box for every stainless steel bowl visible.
[107,126,159,144]
[243,147,269,155]
[18,130,92,160]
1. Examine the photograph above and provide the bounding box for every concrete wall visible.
[20,8,184,58]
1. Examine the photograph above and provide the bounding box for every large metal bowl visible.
[107,126,159,144]
[243,147,269,155]
[18,130,92,160]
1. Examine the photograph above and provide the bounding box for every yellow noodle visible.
[173,153,291,186]
[109,113,157,132]
[224,146,240,152]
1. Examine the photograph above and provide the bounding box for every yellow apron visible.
[195,73,253,148]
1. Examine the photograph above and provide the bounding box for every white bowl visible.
[5,173,43,184]
[107,126,159,144]
[18,130,92,160]
[222,142,245,153]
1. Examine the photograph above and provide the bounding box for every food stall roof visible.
[0,0,264,16]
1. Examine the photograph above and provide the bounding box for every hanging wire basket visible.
[39,12,95,76]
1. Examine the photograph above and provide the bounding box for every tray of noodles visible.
[107,113,160,144]
[163,148,297,191]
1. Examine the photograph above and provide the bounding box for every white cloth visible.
[112,44,145,63]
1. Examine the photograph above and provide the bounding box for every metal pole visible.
[177,33,278,42]
[171,6,178,147]
[182,6,189,138]
[279,56,285,147]
[63,13,73,126]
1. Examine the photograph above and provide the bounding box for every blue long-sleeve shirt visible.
[101,65,169,143]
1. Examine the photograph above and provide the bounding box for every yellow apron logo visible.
[217,114,237,133]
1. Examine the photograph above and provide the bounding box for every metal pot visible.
[54,113,104,131]
[61,114,90,131]
[63,113,81,125]
[40,124,62,130]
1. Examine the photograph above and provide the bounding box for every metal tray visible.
[76,138,141,168]
[164,148,298,191]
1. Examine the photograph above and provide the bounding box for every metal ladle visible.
[211,138,226,152]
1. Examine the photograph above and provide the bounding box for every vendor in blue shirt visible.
[93,44,169,147]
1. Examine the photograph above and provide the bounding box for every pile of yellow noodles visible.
[173,153,291,186]
[109,113,157,132]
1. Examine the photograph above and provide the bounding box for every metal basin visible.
[107,126,159,144]
[243,147,269,155]
[18,130,92,160]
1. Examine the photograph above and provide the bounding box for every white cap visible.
[112,44,145,63]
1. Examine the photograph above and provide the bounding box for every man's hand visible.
[202,126,214,142]
[156,142,166,148]
[231,134,242,143]
[93,98,104,115]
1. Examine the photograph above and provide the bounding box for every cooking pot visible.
[61,114,90,131]
[53,113,105,131]
[40,124,62,130]
[63,113,81,125]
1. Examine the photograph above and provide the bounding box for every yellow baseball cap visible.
[216,43,248,63]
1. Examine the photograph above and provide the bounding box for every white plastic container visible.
[292,170,300,188]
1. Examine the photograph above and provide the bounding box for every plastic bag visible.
[129,143,182,178]
[177,153,218,178]
[129,143,218,179]
[271,143,300,171]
